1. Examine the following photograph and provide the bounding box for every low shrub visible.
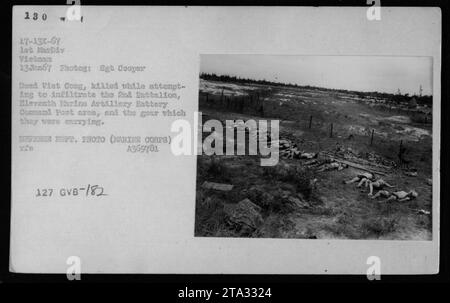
[361,216,399,238]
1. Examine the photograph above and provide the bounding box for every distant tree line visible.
[200,73,432,107]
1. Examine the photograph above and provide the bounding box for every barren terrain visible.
[195,79,432,240]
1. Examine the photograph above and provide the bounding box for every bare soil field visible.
[195,79,432,240]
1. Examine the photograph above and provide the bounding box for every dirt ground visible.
[195,80,432,240]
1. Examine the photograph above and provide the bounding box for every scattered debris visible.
[404,171,418,177]
[277,139,394,177]
[287,196,310,209]
[332,158,387,176]
[326,146,396,169]
[276,138,390,176]
[416,209,431,215]
[305,159,320,166]
[366,152,396,168]
[426,178,432,186]
[202,181,234,191]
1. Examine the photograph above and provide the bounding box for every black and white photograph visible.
[5,4,444,279]
[195,55,433,240]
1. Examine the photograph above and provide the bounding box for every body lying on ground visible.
[298,152,318,159]
[369,190,418,202]
[280,149,318,160]
[344,172,375,187]
[316,160,348,172]
[367,178,394,195]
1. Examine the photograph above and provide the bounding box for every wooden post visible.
[398,140,404,165]
[309,115,313,129]
[256,92,260,110]
[330,123,333,138]
[370,129,374,145]
[206,93,209,102]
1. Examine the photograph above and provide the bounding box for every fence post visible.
[370,129,374,145]
[309,115,313,129]
[330,123,333,138]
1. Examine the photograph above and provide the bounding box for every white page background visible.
[11,6,441,274]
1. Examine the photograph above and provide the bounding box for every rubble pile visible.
[365,152,397,168]
[327,145,396,170]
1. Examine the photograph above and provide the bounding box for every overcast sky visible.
[200,55,433,96]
